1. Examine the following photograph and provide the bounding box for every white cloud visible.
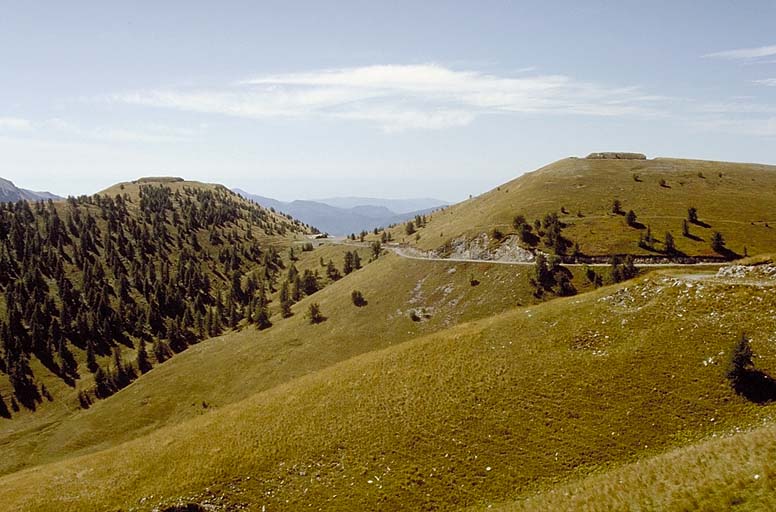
[45,118,198,143]
[754,78,776,87]
[704,44,776,61]
[109,64,664,132]
[0,117,33,131]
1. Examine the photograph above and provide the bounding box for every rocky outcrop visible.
[436,233,535,262]
[586,152,647,160]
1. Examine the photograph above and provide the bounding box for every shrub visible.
[351,290,367,307]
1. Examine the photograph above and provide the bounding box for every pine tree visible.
[727,333,753,390]
[137,339,152,374]
[308,303,324,324]
[326,260,341,281]
[664,232,675,254]
[343,251,355,275]
[86,340,98,373]
[279,281,293,318]
[711,232,726,254]
[255,303,272,330]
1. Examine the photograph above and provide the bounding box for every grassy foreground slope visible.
[396,157,776,257]
[1,267,774,511]
[0,251,599,476]
[489,422,776,512]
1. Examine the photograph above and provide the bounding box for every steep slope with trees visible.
[0,177,309,416]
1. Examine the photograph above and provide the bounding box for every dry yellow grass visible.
[0,251,599,477]
[487,422,776,511]
[0,266,773,511]
[389,157,776,257]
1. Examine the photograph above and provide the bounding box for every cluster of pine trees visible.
[0,183,307,416]
[512,212,573,256]
[278,250,363,318]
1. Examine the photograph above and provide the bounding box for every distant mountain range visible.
[311,196,449,214]
[233,190,449,235]
[0,177,61,202]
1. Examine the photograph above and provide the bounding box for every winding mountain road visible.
[328,238,725,269]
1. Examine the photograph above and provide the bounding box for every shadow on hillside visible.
[163,505,206,512]
[735,370,776,404]
[691,219,712,228]
[715,247,742,260]
[683,232,704,242]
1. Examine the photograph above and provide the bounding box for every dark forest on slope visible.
[0,182,311,416]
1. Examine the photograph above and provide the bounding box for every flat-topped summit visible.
[133,176,185,184]
[586,152,647,160]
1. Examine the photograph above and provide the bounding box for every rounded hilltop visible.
[585,152,647,160]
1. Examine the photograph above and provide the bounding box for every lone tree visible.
[625,210,638,227]
[308,302,325,324]
[687,207,699,224]
[727,333,754,390]
[612,199,623,215]
[664,231,676,254]
[711,231,726,254]
[405,221,416,236]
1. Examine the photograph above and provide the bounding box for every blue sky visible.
[1,1,776,201]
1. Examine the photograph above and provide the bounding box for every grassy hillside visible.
[489,422,776,511]
[0,250,602,476]
[390,157,776,258]
[1,264,773,510]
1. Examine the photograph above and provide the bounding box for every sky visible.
[1,1,776,201]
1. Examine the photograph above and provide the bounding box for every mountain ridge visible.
[234,189,445,235]
[0,177,62,202]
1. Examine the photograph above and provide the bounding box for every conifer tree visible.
[137,339,152,374]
